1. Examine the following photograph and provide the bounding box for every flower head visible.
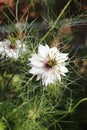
[29,44,68,86]
[0,39,27,59]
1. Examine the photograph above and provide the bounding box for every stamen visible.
[45,59,56,69]
[8,44,17,49]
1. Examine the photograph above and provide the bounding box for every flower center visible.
[7,34,17,49]
[45,59,56,69]
[8,44,17,49]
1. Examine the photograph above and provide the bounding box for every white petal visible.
[60,66,68,74]
[50,47,59,54]
[38,44,50,58]
[56,53,68,62]
[29,67,44,75]
[42,71,55,86]
[29,54,44,68]
[55,73,61,82]
[36,75,41,81]
[30,61,44,68]
[29,54,43,62]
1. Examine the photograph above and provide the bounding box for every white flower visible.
[0,39,27,59]
[29,44,68,86]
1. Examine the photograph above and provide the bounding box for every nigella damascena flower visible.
[0,39,27,59]
[29,44,68,86]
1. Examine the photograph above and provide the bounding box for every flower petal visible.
[38,44,50,58]
[60,66,68,75]
[29,67,44,75]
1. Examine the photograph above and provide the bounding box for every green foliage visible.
[0,122,7,130]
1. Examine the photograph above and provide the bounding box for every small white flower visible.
[0,39,27,59]
[29,44,68,86]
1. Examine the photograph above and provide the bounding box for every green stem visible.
[16,0,19,22]
[39,0,72,44]
[58,98,87,121]
[72,98,87,111]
